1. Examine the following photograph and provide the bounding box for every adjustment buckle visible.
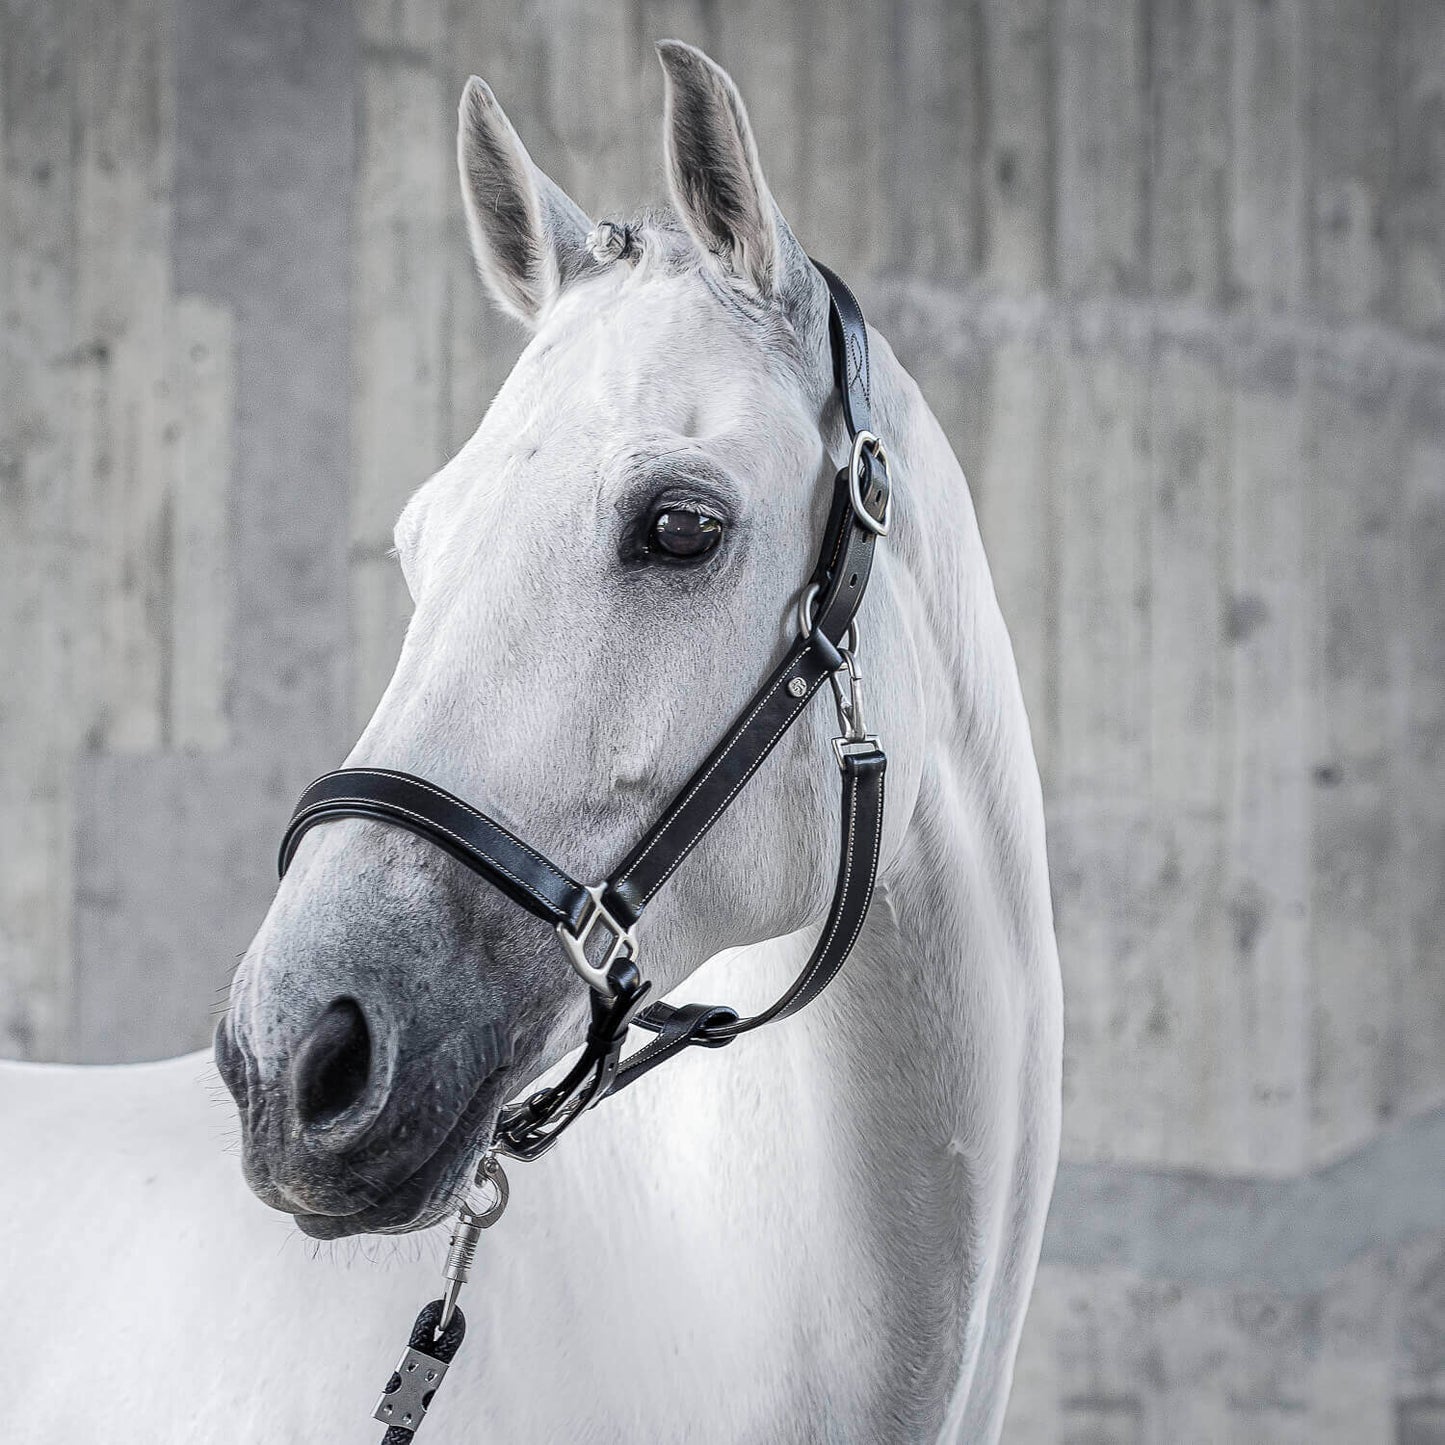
[556,884,637,996]
[848,431,892,537]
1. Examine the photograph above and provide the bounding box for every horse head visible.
[216,42,924,1239]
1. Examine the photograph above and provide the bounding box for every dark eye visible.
[648,509,723,561]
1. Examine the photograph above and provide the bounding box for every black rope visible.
[378,1300,467,1444]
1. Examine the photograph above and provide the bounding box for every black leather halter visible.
[279,261,891,1163]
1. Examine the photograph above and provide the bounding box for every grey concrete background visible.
[2,0,1443,1438]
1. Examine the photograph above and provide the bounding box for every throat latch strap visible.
[609,744,885,1096]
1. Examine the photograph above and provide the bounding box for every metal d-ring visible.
[795,582,860,654]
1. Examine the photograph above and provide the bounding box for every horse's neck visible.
[561,655,1056,1433]
[805,344,1056,1427]
[863,325,1053,983]
[821,705,1053,1207]
[691,330,1050,1155]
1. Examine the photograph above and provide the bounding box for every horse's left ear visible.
[457,76,595,326]
[657,40,820,324]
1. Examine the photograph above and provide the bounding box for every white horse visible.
[0,42,1060,1443]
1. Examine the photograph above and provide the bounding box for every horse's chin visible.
[291,1125,479,1240]
[294,1196,453,1241]
[287,1069,507,1240]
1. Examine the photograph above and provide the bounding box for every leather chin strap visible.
[278,259,891,1163]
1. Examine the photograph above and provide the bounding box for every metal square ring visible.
[556,884,638,995]
[832,734,881,770]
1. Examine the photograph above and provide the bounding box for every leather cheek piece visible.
[602,630,843,930]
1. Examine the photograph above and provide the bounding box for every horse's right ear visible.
[656,42,828,358]
[457,77,595,326]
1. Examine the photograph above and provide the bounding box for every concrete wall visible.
[2,0,1442,1438]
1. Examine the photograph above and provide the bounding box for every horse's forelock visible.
[572,207,815,379]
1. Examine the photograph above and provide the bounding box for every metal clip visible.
[829,643,879,770]
[438,1154,509,1331]
[829,645,866,739]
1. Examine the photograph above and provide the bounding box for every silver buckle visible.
[848,431,891,536]
[556,884,637,995]
[833,735,881,769]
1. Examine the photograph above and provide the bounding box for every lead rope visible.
[373,1156,507,1439]
[376,1301,467,1443]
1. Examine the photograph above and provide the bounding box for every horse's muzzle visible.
[215,1000,511,1238]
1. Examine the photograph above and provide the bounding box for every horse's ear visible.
[457,77,595,326]
[657,41,792,300]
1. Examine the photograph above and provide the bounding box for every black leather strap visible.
[608,744,886,1094]
[601,630,839,927]
[600,522,875,928]
[280,769,591,932]
[813,258,872,439]
[707,746,885,1038]
[601,263,887,928]
[494,957,650,1161]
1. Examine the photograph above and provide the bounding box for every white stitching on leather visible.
[792,764,882,1016]
[778,761,878,1015]
[289,797,562,919]
[622,1035,671,1071]
[840,770,885,963]
[313,769,575,890]
[638,671,827,901]
[782,765,883,1021]
[726,760,882,1032]
[798,771,862,991]
[620,1006,729,1076]
[620,536,865,900]
[625,668,794,873]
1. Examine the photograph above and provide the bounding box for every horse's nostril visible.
[293,998,373,1126]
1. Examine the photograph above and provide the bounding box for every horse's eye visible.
[648,509,723,560]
